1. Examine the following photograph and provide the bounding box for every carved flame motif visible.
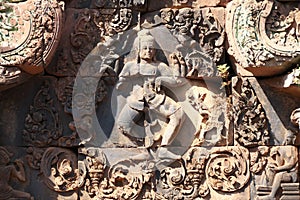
[23,81,63,147]
[233,79,270,147]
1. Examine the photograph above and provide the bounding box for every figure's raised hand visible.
[15,159,24,167]
[169,52,187,77]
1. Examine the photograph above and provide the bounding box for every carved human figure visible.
[260,147,298,199]
[0,147,33,200]
[116,30,185,160]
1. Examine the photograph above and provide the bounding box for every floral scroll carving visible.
[206,147,250,192]
[233,78,270,147]
[76,147,250,199]
[23,81,63,147]
[40,147,80,192]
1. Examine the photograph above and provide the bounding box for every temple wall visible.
[0,0,300,199]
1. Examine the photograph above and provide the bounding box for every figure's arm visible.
[155,76,186,88]
[155,64,187,91]
[116,76,129,90]
[275,151,298,171]
[115,63,133,90]
[11,159,26,182]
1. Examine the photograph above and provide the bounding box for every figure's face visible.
[139,41,156,62]
[0,152,9,165]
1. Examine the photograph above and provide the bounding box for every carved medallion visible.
[0,0,63,75]
[226,0,300,76]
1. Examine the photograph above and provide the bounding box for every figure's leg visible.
[117,104,141,134]
[11,189,33,199]
[153,97,185,160]
[161,107,184,146]
[265,172,284,198]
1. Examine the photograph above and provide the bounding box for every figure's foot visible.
[158,147,181,160]
[257,195,275,200]
[145,136,153,148]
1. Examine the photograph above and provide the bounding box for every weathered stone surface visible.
[0,76,78,147]
[226,0,300,76]
[77,146,250,199]
[249,146,299,200]
[193,0,231,7]
[0,0,63,75]
[232,76,300,146]
[1,0,300,199]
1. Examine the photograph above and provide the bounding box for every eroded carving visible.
[40,147,80,192]
[206,147,249,192]
[233,78,270,147]
[160,7,225,63]
[250,146,299,200]
[226,0,300,75]
[157,146,250,199]
[78,146,250,200]
[23,81,63,147]
[0,65,21,85]
[0,147,33,200]
[0,0,63,75]
[187,87,228,146]
[116,30,186,159]
[79,148,155,200]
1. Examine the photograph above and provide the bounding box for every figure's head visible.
[284,130,296,145]
[0,147,12,165]
[138,30,156,63]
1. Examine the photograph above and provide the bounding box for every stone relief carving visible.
[0,65,21,85]
[0,0,63,75]
[115,30,186,159]
[1,0,300,199]
[232,78,270,147]
[187,87,229,146]
[40,147,80,192]
[77,147,250,199]
[0,146,33,200]
[23,81,63,147]
[93,0,146,8]
[250,146,299,200]
[159,7,225,78]
[226,0,300,76]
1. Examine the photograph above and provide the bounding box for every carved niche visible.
[72,25,229,149]
[226,0,300,76]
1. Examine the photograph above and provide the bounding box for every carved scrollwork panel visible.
[232,77,271,147]
[40,147,80,192]
[232,76,300,146]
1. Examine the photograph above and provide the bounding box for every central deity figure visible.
[116,30,185,159]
